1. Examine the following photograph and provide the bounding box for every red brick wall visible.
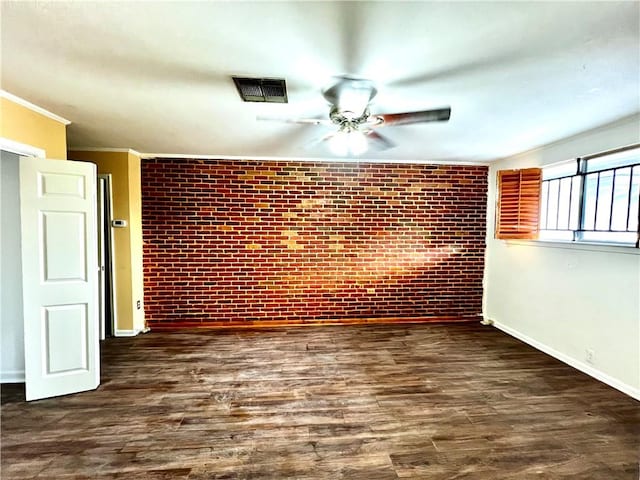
[142,159,488,328]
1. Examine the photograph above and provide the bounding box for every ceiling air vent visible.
[232,77,288,103]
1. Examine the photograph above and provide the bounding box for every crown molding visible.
[0,90,71,125]
[69,147,142,157]
[139,153,489,166]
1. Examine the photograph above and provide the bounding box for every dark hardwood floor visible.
[2,323,638,479]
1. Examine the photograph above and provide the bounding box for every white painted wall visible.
[1,150,25,382]
[484,114,640,399]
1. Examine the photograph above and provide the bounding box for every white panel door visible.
[20,157,100,401]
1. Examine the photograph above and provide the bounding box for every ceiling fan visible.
[259,75,451,156]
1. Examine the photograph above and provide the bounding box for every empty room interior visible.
[1,1,639,478]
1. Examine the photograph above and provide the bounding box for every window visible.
[539,145,640,247]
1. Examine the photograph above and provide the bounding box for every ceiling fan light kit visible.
[329,129,368,156]
[256,75,451,157]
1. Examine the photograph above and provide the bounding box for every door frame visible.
[0,140,43,385]
[0,137,45,158]
[97,174,117,338]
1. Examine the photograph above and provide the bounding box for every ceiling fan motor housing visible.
[329,106,373,131]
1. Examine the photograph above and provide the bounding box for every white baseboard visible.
[492,320,640,401]
[114,328,141,337]
[1,370,25,383]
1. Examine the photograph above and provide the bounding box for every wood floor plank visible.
[1,323,638,479]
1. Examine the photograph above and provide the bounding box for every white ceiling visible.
[2,1,639,163]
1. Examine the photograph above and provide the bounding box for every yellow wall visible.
[127,152,145,331]
[68,150,145,333]
[0,97,67,159]
[0,95,144,334]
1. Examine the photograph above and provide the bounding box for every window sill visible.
[504,239,640,255]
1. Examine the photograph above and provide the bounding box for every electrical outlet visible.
[586,349,595,365]
[136,300,141,310]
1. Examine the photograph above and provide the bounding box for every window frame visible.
[538,144,640,248]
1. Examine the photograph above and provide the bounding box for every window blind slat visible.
[495,168,542,239]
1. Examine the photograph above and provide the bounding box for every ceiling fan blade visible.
[365,131,396,151]
[374,107,451,127]
[256,115,332,126]
[304,132,337,151]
